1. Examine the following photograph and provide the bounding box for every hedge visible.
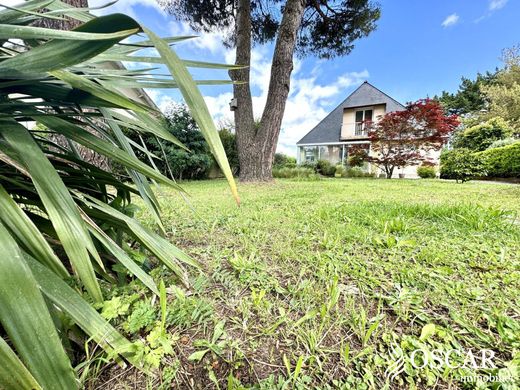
[477,142,520,178]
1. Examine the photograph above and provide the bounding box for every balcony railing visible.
[354,122,367,136]
[342,121,373,138]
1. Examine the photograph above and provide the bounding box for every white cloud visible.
[475,0,508,23]
[195,45,369,157]
[88,0,165,18]
[441,13,459,28]
[168,21,232,56]
[489,0,508,10]
[143,23,370,158]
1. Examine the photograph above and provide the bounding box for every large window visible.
[301,146,318,162]
[355,109,373,135]
[299,145,343,164]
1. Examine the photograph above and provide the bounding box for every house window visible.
[355,109,373,136]
[301,146,318,162]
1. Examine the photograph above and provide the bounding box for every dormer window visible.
[355,109,373,135]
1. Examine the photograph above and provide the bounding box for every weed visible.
[92,179,520,389]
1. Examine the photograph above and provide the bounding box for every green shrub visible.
[347,153,365,167]
[300,161,317,171]
[273,153,297,168]
[453,117,513,151]
[440,149,487,182]
[487,137,519,150]
[273,167,318,179]
[130,104,212,180]
[316,159,336,176]
[477,142,520,178]
[219,128,240,174]
[335,164,346,177]
[417,165,437,179]
[343,167,374,178]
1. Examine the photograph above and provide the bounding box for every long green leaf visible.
[0,0,54,23]
[0,24,138,40]
[107,109,188,151]
[23,253,140,367]
[91,53,243,70]
[0,337,42,390]
[100,108,164,231]
[0,14,139,75]
[51,69,149,113]
[0,119,103,302]
[83,195,200,287]
[0,222,78,389]
[87,221,159,295]
[0,183,69,277]
[143,27,240,204]
[36,116,184,190]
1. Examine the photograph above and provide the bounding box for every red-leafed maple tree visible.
[351,99,459,178]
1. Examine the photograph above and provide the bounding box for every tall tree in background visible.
[161,0,380,181]
[481,46,520,133]
[436,71,497,115]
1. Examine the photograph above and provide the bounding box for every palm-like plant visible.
[0,1,238,388]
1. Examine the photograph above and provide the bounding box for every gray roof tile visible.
[297,81,405,145]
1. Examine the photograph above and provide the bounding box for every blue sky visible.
[90,0,519,154]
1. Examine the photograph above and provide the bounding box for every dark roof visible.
[296,81,405,145]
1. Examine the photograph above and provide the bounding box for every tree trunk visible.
[32,0,86,30]
[229,0,257,181]
[233,0,306,182]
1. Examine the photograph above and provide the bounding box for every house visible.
[296,81,438,178]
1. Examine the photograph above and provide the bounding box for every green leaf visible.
[86,219,159,296]
[82,194,200,287]
[23,253,139,367]
[142,27,240,204]
[0,337,42,390]
[0,119,103,302]
[100,108,164,231]
[294,355,305,380]
[0,0,54,23]
[419,323,436,341]
[0,24,138,40]
[107,109,188,151]
[91,53,243,70]
[35,116,182,190]
[51,69,149,112]
[0,183,69,277]
[0,14,139,75]
[188,349,209,362]
[0,222,78,389]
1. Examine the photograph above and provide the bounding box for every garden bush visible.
[452,117,513,151]
[417,164,437,178]
[273,167,318,179]
[343,167,374,178]
[335,164,346,177]
[316,159,336,176]
[347,153,365,167]
[440,149,487,182]
[477,142,520,178]
[487,137,519,150]
[300,161,317,170]
[273,153,297,168]
[219,128,240,175]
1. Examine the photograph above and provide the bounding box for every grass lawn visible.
[92,179,520,389]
